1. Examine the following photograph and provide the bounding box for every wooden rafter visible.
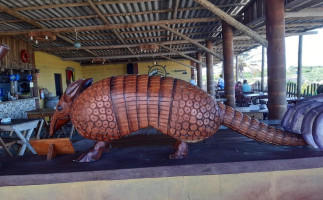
[13,2,246,13]
[34,39,205,51]
[160,55,195,69]
[62,50,197,61]
[194,0,268,47]
[159,44,206,66]
[1,6,244,24]
[62,25,221,36]
[12,1,155,11]
[0,17,222,36]
[160,24,223,60]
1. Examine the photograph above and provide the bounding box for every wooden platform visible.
[1,127,323,199]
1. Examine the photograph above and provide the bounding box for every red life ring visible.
[20,50,30,63]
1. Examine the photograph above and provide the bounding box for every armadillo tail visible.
[217,103,307,146]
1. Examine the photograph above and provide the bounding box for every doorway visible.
[54,73,63,97]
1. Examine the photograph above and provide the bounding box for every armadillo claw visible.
[169,141,188,160]
[74,141,109,163]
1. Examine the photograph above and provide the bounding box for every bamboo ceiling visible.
[0,0,322,65]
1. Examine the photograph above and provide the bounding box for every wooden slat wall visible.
[0,36,34,69]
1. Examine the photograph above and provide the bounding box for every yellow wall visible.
[34,52,191,96]
[138,60,192,82]
[34,51,83,95]
[82,64,127,83]
[2,168,323,200]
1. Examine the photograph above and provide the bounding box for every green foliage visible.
[287,66,323,83]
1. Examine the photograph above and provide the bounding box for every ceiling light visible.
[74,42,81,50]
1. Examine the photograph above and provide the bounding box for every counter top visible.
[0,97,38,104]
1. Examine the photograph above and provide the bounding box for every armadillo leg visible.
[74,141,110,162]
[169,140,188,160]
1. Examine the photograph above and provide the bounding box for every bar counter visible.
[0,97,37,119]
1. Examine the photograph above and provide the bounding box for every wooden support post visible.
[206,40,215,96]
[46,144,57,161]
[196,52,203,88]
[235,55,238,83]
[265,0,286,119]
[297,35,303,98]
[222,21,235,108]
[261,46,265,92]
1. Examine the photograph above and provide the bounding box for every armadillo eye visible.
[57,105,63,111]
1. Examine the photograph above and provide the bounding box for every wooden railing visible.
[251,81,321,97]
[250,81,267,93]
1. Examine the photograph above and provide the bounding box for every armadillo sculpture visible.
[50,75,321,162]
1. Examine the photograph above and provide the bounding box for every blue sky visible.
[285,27,323,68]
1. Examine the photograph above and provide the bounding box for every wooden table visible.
[0,119,38,156]
[27,108,55,139]
[27,108,75,139]
[236,107,268,120]
[244,93,268,104]
[215,98,227,103]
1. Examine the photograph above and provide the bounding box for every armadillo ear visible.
[83,78,93,89]
[66,79,84,96]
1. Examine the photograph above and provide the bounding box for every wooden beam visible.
[285,11,323,18]
[61,25,220,36]
[233,31,318,41]
[12,1,155,11]
[0,17,221,36]
[159,44,206,66]
[62,50,197,61]
[80,58,191,66]
[13,2,246,12]
[160,55,195,69]
[2,6,243,23]
[34,39,205,51]
[194,0,268,47]
[160,24,223,60]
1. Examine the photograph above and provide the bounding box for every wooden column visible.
[297,35,303,98]
[205,40,215,96]
[222,21,235,108]
[265,0,286,119]
[235,56,238,83]
[261,46,265,92]
[196,52,203,88]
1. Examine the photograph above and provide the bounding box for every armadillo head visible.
[50,78,93,136]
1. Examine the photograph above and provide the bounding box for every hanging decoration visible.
[148,64,167,77]
[74,29,81,50]
[27,31,56,45]
[20,49,30,63]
